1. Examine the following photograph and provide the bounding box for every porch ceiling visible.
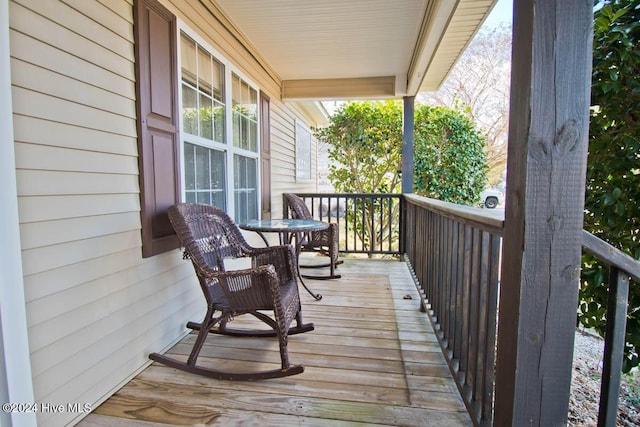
[213,0,498,100]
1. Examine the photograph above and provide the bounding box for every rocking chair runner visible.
[284,193,342,279]
[149,203,314,380]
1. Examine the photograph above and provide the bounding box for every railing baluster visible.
[447,218,455,356]
[437,214,444,336]
[356,196,359,250]
[453,221,464,371]
[468,228,481,404]
[345,197,350,252]
[389,197,394,252]
[474,231,490,420]
[425,209,432,302]
[440,215,448,345]
[597,267,630,427]
[450,220,460,364]
[378,197,383,252]
[483,233,500,423]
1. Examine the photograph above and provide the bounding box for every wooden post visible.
[494,0,593,424]
[402,96,415,194]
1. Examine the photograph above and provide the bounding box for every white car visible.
[480,189,504,209]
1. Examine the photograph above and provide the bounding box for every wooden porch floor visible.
[78,258,471,426]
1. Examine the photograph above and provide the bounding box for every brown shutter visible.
[260,92,272,219]
[134,0,181,257]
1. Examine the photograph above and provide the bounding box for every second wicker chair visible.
[284,193,342,279]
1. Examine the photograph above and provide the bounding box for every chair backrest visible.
[284,193,313,220]
[168,203,252,272]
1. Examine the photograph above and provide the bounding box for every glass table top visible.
[240,218,329,232]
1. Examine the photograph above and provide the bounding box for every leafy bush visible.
[581,0,640,372]
[414,105,488,205]
[314,101,403,252]
[314,100,488,252]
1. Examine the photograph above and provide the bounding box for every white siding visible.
[10,1,200,425]
[10,0,321,425]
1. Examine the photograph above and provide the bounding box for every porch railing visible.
[581,230,639,427]
[285,192,638,426]
[284,193,403,255]
[403,194,503,426]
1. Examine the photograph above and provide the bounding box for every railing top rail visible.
[404,193,505,236]
[582,230,640,282]
[294,193,402,198]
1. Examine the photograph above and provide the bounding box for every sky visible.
[482,0,513,29]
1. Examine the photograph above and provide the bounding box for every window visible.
[296,121,312,180]
[179,32,260,222]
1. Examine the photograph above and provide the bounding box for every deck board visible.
[78,259,471,426]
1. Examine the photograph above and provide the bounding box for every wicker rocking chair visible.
[284,193,342,279]
[149,203,314,380]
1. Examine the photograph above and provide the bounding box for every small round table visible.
[240,219,328,300]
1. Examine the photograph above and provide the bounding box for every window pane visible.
[232,74,241,106]
[196,191,211,205]
[210,150,226,194]
[197,46,212,96]
[231,73,258,152]
[185,142,226,210]
[233,111,241,148]
[182,84,197,136]
[211,188,225,208]
[213,100,225,143]
[180,34,196,86]
[234,155,258,223]
[242,80,250,105]
[246,115,257,152]
[199,92,213,140]
[183,143,195,190]
[250,88,257,116]
[212,60,224,102]
[195,145,210,190]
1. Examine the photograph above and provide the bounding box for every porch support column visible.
[494,0,593,425]
[0,0,36,426]
[401,96,415,193]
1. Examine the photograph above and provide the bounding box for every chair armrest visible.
[199,264,281,310]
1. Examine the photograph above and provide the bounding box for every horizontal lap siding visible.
[270,103,318,218]
[10,1,200,426]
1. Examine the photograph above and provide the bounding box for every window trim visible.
[177,22,261,221]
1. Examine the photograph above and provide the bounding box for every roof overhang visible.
[213,0,497,100]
